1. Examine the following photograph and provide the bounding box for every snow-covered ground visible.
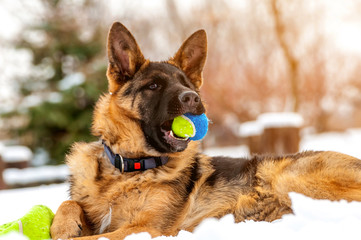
[127,193,361,240]
[3,165,69,186]
[2,129,361,240]
[0,183,69,224]
[300,128,361,159]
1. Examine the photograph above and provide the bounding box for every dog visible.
[50,22,361,240]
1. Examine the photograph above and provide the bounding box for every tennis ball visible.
[172,113,209,141]
[0,220,19,237]
[0,205,54,240]
[172,115,195,139]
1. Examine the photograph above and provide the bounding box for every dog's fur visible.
[51,22,361,240]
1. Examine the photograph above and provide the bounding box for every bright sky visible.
[323,0,361,54]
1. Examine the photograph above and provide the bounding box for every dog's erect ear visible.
[107,22,146,93]
[171,30,207,89]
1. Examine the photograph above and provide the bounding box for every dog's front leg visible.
[51,200,92,239]
[72,225,164,240]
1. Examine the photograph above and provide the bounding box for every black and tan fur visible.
[51,22,361,240]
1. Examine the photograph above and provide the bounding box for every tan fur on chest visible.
[66,141,207,235]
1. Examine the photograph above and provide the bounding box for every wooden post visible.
[0,155,6,190]
[240,113,303,155]
[239,121,263,155]
[258,112,303,155]
[261,127,300,154]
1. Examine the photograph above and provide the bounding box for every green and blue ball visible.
[172,113,209,141]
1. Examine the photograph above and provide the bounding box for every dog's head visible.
[93,22,207,156]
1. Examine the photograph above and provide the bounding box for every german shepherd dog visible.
[51,22,361,240]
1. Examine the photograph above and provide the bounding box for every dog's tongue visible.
[161,128,190,151]
[161,119,189,140]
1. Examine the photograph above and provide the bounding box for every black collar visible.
[103,142,168,173]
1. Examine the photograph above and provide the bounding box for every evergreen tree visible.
[2,0,108,164]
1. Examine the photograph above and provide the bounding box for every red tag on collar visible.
[134,162,141,170]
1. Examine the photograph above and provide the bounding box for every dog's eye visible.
[148,83,159,90]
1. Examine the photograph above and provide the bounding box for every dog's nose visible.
[179,91,200,109]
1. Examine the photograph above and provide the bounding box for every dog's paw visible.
[51,200,92,239]
[50,219,83,239]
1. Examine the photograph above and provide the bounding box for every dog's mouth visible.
[160,119,190,151]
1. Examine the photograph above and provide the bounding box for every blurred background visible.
[1,0,361,189]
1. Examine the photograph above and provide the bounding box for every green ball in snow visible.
[0,205,54,240]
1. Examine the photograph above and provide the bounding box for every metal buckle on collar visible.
[115,154,125,173]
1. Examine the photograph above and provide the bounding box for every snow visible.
[3,165,69,186]
[257,112,304,128]
[2,129,361,240]
[300,128,361,159]
[0,183,69,225]
[0,232,28,240]
[203,145,250,158]
[238,112,304,137]
[47,92,63,104]
[238,121,263,138]
[0,145,32,163]
[58,72,85,90]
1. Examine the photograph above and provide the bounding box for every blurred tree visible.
[2,0,361,158]
[270,0,300,112]
[1,0,108,164]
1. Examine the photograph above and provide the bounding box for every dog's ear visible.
[170,30,207,89]
[107,22,146,93]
